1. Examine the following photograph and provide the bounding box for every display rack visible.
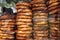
[0,0,60,40]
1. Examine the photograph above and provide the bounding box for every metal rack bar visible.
[46,0,51,40]
[32,9,34,40]
[47,14,51,40]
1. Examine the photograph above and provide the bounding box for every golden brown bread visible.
[0,19,15,32]
[17,12,32,16]
[34,12,48,16]
[16,31,32,37]
[48,1,60,15]
[16,2,31,7]
[31,0,45,4]
[0,28,13,31]
[32,0,48,39]
[49,18,56,22]
[1,19,15,25]
[16,6,29,9]
[16,36,28,40]
[34,24,48,27]
[49,0,58,4]
[0,13,15,20]
[32,7,47,11]
[50,29,58,32]
[0,15,9,19]
[0,33,14,39]
[16,22,26,25]
[35,34,48,37]
[17,31,31,36]
[34,37,48,40]
[17,27,32,30]
[17,9,31,12]
[34,31,48,34]
[48,6,58,11]
[34,18,47,21]
[48,2,59,8]
[50,24,59,28]
[17,11,32,14]
[16,24,32,37]
[0,16,14,39]
[50,30,59,38]
[34,27,48,31]
[50,27,58,30]
[17,24,32,27]
[16,2,32,40]
[16,19,31,22]
[0,39,6,40]
[16,22,32,25]
[34,21,47,24]
[17,39,26,40]
[16,16,32,19]
[49,18,59,23]
[49,8,60,14]
[34,22,48,25]
[34,16,48,19]
[33,4,46,7]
